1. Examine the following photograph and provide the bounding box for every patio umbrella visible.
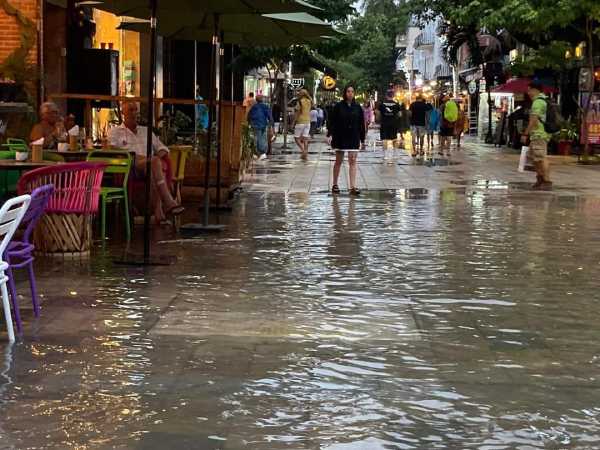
[118,12,335,45]
[118,12,336,213]
[97,0,321,17]
[93,0,322,261]
[116,9,333,234]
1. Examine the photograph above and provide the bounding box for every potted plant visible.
[556,120,579,156]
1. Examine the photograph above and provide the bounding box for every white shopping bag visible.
[518,146,529,172]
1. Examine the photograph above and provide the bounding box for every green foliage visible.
[508,41,572,76]
[557,118,579,142]
[308,0,356,24]
[409,0,600,66]
[235,0,409,96]
[322,0,410,94]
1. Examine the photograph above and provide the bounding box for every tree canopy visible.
[236,0,410,96]
[409,0,600,73]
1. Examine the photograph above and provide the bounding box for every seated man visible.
[108,101,184,222]
[30,101,62,149]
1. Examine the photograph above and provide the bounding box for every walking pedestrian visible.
[425,101,441,155]
[317,105,325,132]
[243,92,256,109]
[363,100,374,132]
[309,106,318,138]
[247,95,273,161]
[397,102,410,147]
[328,85,366,196]
[293,89,313,159]
[439,94,457,156]
[521,80,552,190]
[378,90,401,162]
[454,103,467,150]
[409,95,430,157]
[272,101,282,135]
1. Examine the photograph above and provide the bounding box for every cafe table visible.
[0,160,57,171]
[49,148,137,162]
[0,160,58,199]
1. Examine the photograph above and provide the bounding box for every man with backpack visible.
[521,80,553,190]
[439,95,458,156]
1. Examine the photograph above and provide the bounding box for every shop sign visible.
[580,93,600,144]
[321,75,336,90]
[468,80,477,95]
[291,78,305,89]
[464,69,483,83]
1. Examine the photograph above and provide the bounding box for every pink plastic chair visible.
[17,162,106,254]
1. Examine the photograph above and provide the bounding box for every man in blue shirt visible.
[247,95,273,160]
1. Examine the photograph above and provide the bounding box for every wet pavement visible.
[2,135,600,448]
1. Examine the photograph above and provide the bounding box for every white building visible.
[397,17,452,97]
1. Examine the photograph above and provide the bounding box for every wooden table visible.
[52,150,91,162]
[0,160,57,170]
[0,160,58,199]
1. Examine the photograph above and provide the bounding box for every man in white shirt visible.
[108,101,184,221]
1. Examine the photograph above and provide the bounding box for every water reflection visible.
[1,189,600,448]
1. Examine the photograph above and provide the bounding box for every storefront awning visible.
[492,78,558,94]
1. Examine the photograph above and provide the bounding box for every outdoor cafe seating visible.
[17,162,106,255]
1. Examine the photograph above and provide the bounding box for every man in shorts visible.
[378,90,401,162]
[293,89,312,159]
[409,95,430,157]
[521,80,552,190]
[439,95,456,156]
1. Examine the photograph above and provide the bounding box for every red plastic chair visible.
[17,162,106,254]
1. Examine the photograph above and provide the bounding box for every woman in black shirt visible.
[327,85,366,195]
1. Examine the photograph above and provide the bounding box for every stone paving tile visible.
[246,133,600,197]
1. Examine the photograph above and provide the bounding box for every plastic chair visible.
[168,146,192,204]
[17,162,106,254]
[0,194,31,342]
[5,138,28,152]
[86,150,132,241]
[5,185,54,332]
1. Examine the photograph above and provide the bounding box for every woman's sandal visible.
[166,205,185,216]
[331,185,341,194]
[349,187,361,196]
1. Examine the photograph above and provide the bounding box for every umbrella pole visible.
[201,24,216,226]
[215,30,224,210]
[143,0,158,263]
[180,13,225,236]
[114,0,174,265]
[194,40,198,151]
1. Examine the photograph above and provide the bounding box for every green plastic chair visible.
[86,150,132,242]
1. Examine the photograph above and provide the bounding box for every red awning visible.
[492,78,558,94]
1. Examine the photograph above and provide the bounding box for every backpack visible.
[540,98,562,134]
[443,100,458,123]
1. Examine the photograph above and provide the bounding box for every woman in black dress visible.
[327,85,366,195]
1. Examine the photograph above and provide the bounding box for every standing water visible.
[1,189,600,449]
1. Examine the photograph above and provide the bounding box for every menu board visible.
[581,93,600,144]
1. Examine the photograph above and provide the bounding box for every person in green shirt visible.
[521,80,552,190]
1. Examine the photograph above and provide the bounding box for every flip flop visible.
[167,205,185,216]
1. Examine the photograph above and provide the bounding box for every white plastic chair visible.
[0,195,31,343]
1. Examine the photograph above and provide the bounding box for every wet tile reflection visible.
[1,189,600,448]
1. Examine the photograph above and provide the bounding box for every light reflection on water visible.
[1,190,600,448]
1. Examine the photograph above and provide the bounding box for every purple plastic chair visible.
[5,185,54,332]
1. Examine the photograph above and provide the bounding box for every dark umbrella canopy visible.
[95,0,321,18]
[117,12,336,46]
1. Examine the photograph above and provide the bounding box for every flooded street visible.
[2,144,600,448]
